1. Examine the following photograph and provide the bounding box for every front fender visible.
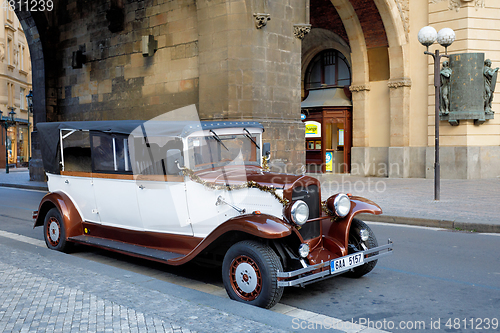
[33,191,84,239]
[321,196,382,256]
[206,213,293,241]
[169,213,293,265]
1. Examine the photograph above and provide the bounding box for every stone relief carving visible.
[483,59,498,115]
[253,13,270,29]
[440,61,452,115]
[387,78,412,89]
[13,47,18,66]
[432,0,485,11]
[474,0,485,9]
[395,0,409,42]
[0,43,4,62]
[293,24,311,40]
[449,0,461,11]
[349,84,371,92]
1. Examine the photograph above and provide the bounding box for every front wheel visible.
[222,240,283,308]
[344,218,378,278]
[43,208,71,252]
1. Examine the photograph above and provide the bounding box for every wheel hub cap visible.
[235,262,257,293]
[49,220,60,243]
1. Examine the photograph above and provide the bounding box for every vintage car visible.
[33,120,393,308]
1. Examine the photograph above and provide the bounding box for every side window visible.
[131,136,183,175]
[62,130,92,172]
[91,133,132,173]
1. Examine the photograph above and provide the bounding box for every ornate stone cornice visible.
[253,13,270,29]
[349,84,371,92]
[388,78,412,89]
[293,24,311,40]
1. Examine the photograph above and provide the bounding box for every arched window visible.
[305,50,351,90]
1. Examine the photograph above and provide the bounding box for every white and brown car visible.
[33,120,393,308]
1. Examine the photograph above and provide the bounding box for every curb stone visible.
[0,183,48,191]
[358,213,500,233]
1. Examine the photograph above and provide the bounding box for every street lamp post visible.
[26,90,33,162]
[418,26,455,201]
[0,108,17,174]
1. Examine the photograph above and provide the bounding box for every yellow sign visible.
[304,121,321,138]
[325,151,333,172]
[306,124,318,135]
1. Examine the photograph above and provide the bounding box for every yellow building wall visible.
[368,80,390,147]
[408,0,430,147]
[428,0,500,147]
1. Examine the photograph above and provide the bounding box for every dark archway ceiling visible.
[310,0,389,49]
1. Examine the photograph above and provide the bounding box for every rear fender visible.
[321,196,382,256]
[33,191,84,238]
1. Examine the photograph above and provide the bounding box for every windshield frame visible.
[185,128,263,171]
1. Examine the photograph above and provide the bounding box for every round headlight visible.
[298,243,310,258]
[360,229,369,241]
[291,200,309,225]
[333,194,351,217]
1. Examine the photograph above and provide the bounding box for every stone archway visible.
[14,9,54,180]
[323,0,409,176]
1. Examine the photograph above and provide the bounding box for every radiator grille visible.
[292,185,320,240]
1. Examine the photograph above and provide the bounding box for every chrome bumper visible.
[277,240,393,287]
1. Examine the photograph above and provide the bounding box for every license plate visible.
[330,253,364,273]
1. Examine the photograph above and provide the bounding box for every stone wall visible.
[56,0,199,121]
[21,0,307,173]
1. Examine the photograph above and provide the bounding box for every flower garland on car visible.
[180,167,289,206]
[179,165,340,223]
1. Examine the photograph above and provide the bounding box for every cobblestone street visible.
[0,239,290,333]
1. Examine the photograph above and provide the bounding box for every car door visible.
[57,130,100,223]
[91,133,143,230]
[131,136,193,236]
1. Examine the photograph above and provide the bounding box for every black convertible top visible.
[37,120,263,174]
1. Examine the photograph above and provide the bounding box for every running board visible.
[69,235,184,263]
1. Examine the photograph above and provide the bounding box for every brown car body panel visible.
[195,165,321,202]
[321,196,383,257]
[77,214,292,265]
[33,191,84,238]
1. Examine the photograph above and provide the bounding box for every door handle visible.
[139,185,145,190]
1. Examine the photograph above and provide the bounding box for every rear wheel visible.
[344,218,378,278]
[222,240,283,308]
[43,208,71,252]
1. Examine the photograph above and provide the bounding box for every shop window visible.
[305,50,351,91]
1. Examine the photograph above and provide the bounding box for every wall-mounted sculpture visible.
[441,53,496,125]
[483,59,499,115]
[440,60,452,115]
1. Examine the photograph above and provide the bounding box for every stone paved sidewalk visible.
[0,240,293,333]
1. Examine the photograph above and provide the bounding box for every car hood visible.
[193,165,319,191]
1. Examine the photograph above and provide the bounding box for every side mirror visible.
[262,142,271,159]
[166,149,184,174]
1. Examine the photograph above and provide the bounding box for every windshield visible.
[187,133,261,170]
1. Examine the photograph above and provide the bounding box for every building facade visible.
[0,7,32,168]
[15,0,500,180]
[300,0,500,179]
